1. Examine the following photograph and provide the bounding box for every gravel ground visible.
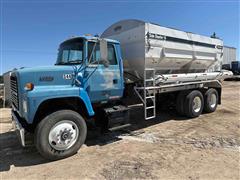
[0,81,239,180]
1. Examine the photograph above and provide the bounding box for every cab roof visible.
[61,35,120,45]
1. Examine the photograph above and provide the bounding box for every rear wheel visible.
[34,110,87,160]
[184,90,204,118]
[203,88,218,113]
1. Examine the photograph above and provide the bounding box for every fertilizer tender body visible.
[102,19,223,79]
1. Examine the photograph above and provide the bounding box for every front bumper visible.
[12,110,25,147]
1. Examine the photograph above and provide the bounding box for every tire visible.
[176,91,189,115]
[34,110,87,160]
[184,90,204,118]
[203,88,218,113]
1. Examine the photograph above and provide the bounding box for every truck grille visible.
[10,75,19,110]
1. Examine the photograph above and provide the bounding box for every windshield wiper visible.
[56,60,82,65]
[68,60,83,64]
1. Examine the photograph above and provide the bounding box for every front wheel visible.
[34,110,87,160]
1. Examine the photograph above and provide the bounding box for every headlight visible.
[24,83,34,91]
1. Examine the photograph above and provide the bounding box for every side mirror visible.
[100,39,109,67]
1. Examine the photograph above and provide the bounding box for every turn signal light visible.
[24,83,34,91]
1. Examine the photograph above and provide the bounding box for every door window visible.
[88,42,117,65]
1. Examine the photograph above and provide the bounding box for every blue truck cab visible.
[11,36,128,160]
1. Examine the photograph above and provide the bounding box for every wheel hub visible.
[48,120,79,151]
[61,129,71,140]
[210,94,217,108]
[193,96,202,113]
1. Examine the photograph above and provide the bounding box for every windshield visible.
[56,38,84,65]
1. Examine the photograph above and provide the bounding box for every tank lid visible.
[101,19,145,38]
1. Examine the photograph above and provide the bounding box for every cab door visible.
[84,41,123,103]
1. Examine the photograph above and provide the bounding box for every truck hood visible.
[12,65,77,89]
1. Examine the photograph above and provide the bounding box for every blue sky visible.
[0,0,239,74]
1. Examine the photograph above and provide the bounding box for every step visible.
[145,116,155,120]
[146,96,155,99]
[146,106,155,110]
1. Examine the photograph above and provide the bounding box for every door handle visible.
[113,79,118,84]
[83,71,89,78]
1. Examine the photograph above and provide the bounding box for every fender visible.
[23,85,94,123]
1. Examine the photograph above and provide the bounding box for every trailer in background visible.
[221,46,239,79]
[222,46,237,70]
[231,61,240,75]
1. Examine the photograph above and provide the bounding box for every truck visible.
[11,19,232,160]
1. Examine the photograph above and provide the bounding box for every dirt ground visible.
[0,81,239,180]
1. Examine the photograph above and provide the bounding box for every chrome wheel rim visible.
[48,120,79,151]
[210,93,217,108]
[193,96,202,113]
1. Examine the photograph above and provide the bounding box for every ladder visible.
[134,68,156,120]
[144,68,156,120]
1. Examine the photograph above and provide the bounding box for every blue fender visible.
[79,87,95,116]
[24,86,94,123]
